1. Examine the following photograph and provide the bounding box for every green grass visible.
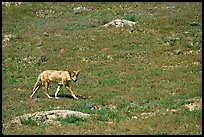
[20,117,38,126]
[58,115,86,126]
[2,2,202,135]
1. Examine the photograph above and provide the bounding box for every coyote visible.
[30,70,80,100]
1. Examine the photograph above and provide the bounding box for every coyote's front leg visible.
[55,84,62,99]
[65,85,78,100]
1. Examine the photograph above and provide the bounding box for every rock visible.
[73,7,87,14]
[168,37,176,42]
[185,98,202,111]
[2,34,16,44]
[174,49,183,55]
[16,45,23,49]
[104,19,137,27]
[2,2,23,7]
[190,21,199,26]
[2,37,10,43]
[43,32,49,36]
[11,109,91,125]
[36,41,43,46]
[166,6,176,10]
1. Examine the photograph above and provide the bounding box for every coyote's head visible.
[69,70,80,82]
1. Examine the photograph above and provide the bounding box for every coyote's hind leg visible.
[44,82,52,98]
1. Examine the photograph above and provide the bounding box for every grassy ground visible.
[2,2,202,135]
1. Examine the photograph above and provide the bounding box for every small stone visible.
[74,7,86,14]
[36,41,43,46]
[166,6,176,10]
[174,49,183,55]
[16,45,23,49]
[190,21,199,26]
[43,32,49,36]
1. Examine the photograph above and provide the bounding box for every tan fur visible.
[30,70,80,100]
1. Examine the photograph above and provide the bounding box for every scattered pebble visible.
[74,7,88,13]
[36,41,43,47]
[166,6,176,10]
[43,32,49,36]
[16,45,23,49]
[174,49,183,55]
[190,21,199,26]
[2,2,23,7]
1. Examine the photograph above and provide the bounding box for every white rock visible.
[104,19,137,27]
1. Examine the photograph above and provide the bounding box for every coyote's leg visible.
[30,86,40,98]
[44,82,52,98]
[30,77,41,98]
[55,84,62,99]
[65,85,78,100]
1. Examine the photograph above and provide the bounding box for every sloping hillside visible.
[2,2,202,135]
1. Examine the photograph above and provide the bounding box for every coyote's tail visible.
[30,75,42,98]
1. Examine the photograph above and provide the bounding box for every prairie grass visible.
[2,2,202,135]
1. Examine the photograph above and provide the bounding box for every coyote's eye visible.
[71,76,77,82]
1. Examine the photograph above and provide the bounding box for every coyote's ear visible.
[74,70,80,75]
[76,70,80,74]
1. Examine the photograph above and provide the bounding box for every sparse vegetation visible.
[58,115,86,125]
[20,117,38,126]
[2,2,202,135]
